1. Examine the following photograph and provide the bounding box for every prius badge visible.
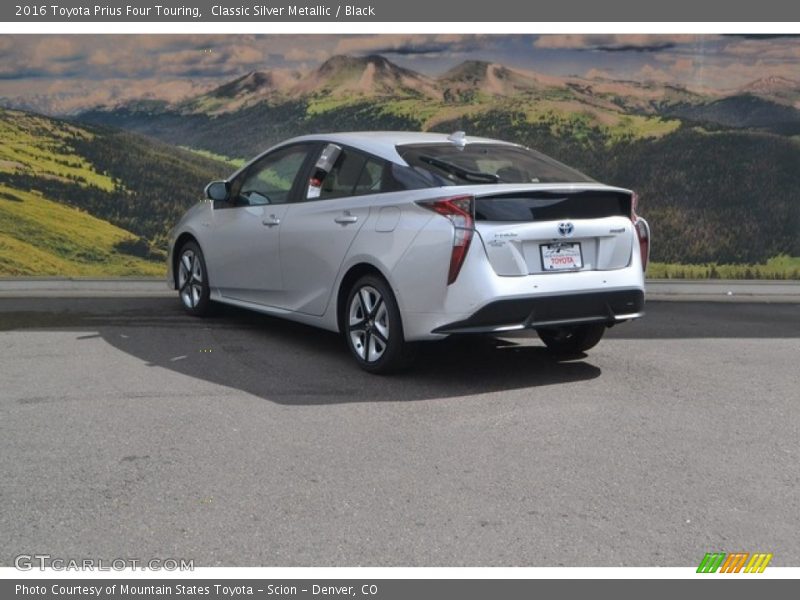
[558,222,574,237]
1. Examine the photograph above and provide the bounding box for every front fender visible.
[166,202,212,289]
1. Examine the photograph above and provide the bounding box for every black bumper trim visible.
[433,289,645,333]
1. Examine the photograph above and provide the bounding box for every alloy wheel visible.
[348,285,390,363]
[178,248,204,310]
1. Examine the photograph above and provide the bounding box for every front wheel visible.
[344,275,415,374]
[537,323,607,355]
[176,241,213,317]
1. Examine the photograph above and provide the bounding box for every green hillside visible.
[0,185,162,276]
[0,108,229,276]
[0,111,116,191]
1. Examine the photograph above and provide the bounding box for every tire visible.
[344,275,415,374]
[175,241,213,317]
[537,323,607,355]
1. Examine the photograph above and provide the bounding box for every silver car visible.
[168,131,650,373]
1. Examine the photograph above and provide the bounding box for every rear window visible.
[397,143,592,186]
[475,191,632,222]
[309,146,410,200]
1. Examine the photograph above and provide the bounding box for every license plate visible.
[540,242,583,271]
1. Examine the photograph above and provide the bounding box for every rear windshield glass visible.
[397,143,593,186]
[475,191,631,222]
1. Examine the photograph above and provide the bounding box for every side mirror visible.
[205,180,229,202]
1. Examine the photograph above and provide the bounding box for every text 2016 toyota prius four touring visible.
[168,131,650,373]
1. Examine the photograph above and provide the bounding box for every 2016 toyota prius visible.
[168,131,650,373]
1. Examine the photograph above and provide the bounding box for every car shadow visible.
[0,297,602,405]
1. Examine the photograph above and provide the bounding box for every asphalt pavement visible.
[1,296,798,566]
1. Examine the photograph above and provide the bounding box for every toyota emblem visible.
[558,221,574,237]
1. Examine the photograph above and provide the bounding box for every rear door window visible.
[306,146,398,200]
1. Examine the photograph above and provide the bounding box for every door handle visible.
[262,215,281,227]
[334,214,358,224]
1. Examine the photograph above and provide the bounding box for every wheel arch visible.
[172,232,201,287]
[336,262,394,335]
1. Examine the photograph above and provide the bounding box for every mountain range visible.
[69,54,799,121]
[6,53,798,122]
[75,54,800,158]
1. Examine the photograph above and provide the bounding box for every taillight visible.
[630,192,650,271]
[417,195,475,284]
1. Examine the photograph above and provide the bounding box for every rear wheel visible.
[344,275,415,374]
[537,323,606,355]
[176,241,213,317]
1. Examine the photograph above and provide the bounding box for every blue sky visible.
[1,34,798,113]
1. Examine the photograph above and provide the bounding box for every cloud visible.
[733,34,800,40]
[332,34,491,57]
[285,47,330,62]
[671,58,695,74]
[584,68,615,80]
[534,34,716,52]
[638,64,680,82]
[30,38,87,64]
[722,37,800,60]
[0,35,336,81]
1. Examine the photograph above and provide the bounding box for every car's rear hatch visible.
[472,186,635,276]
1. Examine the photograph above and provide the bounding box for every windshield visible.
[397,142,593,185]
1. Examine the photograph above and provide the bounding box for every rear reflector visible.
[417,195,475,284]
[630,192,650,271]
[635,218,650,271]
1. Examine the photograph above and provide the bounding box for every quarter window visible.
[356,159,384,195]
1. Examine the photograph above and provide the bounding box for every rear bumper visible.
[431,289,644,334]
